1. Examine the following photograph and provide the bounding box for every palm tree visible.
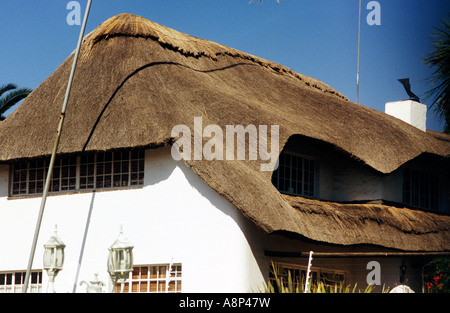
[423,17,450,134]
[0,83,32,120]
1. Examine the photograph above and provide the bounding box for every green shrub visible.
[264,264,377,293]
[423,257,450,293]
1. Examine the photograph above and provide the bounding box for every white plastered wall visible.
[0,147,265,293]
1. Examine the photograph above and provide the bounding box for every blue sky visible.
[1,0,449,131]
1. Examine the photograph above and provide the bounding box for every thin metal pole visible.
[304,251,314,293]
[23,0,92,293]
[356,0,361,104]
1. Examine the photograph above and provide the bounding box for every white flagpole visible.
[356,0,362,104]
[23,0,93,293]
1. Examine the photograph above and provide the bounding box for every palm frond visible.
[0,85,32,119]
[423,16,450,132]
[0,83,17,97]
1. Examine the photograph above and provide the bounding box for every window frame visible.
[117,264,182,293]
[9,149,145,197]
[402,167,440,211]
[272,151,319,198]
[0,270,43,293]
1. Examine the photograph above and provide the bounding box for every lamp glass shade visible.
[43,227,65,271]
[107,227,134,280]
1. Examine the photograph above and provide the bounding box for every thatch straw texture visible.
[0,14,448,251]
[285,195,450,251]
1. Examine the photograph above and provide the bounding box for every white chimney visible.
[385,100,427,131]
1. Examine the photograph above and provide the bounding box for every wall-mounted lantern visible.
[43,225,65,293]
[107,226,134,293]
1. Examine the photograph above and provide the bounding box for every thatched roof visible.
[285,195,450,252]
[0,13,449,251]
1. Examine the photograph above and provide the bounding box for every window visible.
[268,262,345,292]
[0,271,42,293]
[116,264,182,293]
[403,168,439,210]
[80,150,145,190]
[50,156,78,192]
[10,149,145,196]
[272,152,316,197]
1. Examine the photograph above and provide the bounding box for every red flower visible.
[433,274,443,283]
[428,273,444,291]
